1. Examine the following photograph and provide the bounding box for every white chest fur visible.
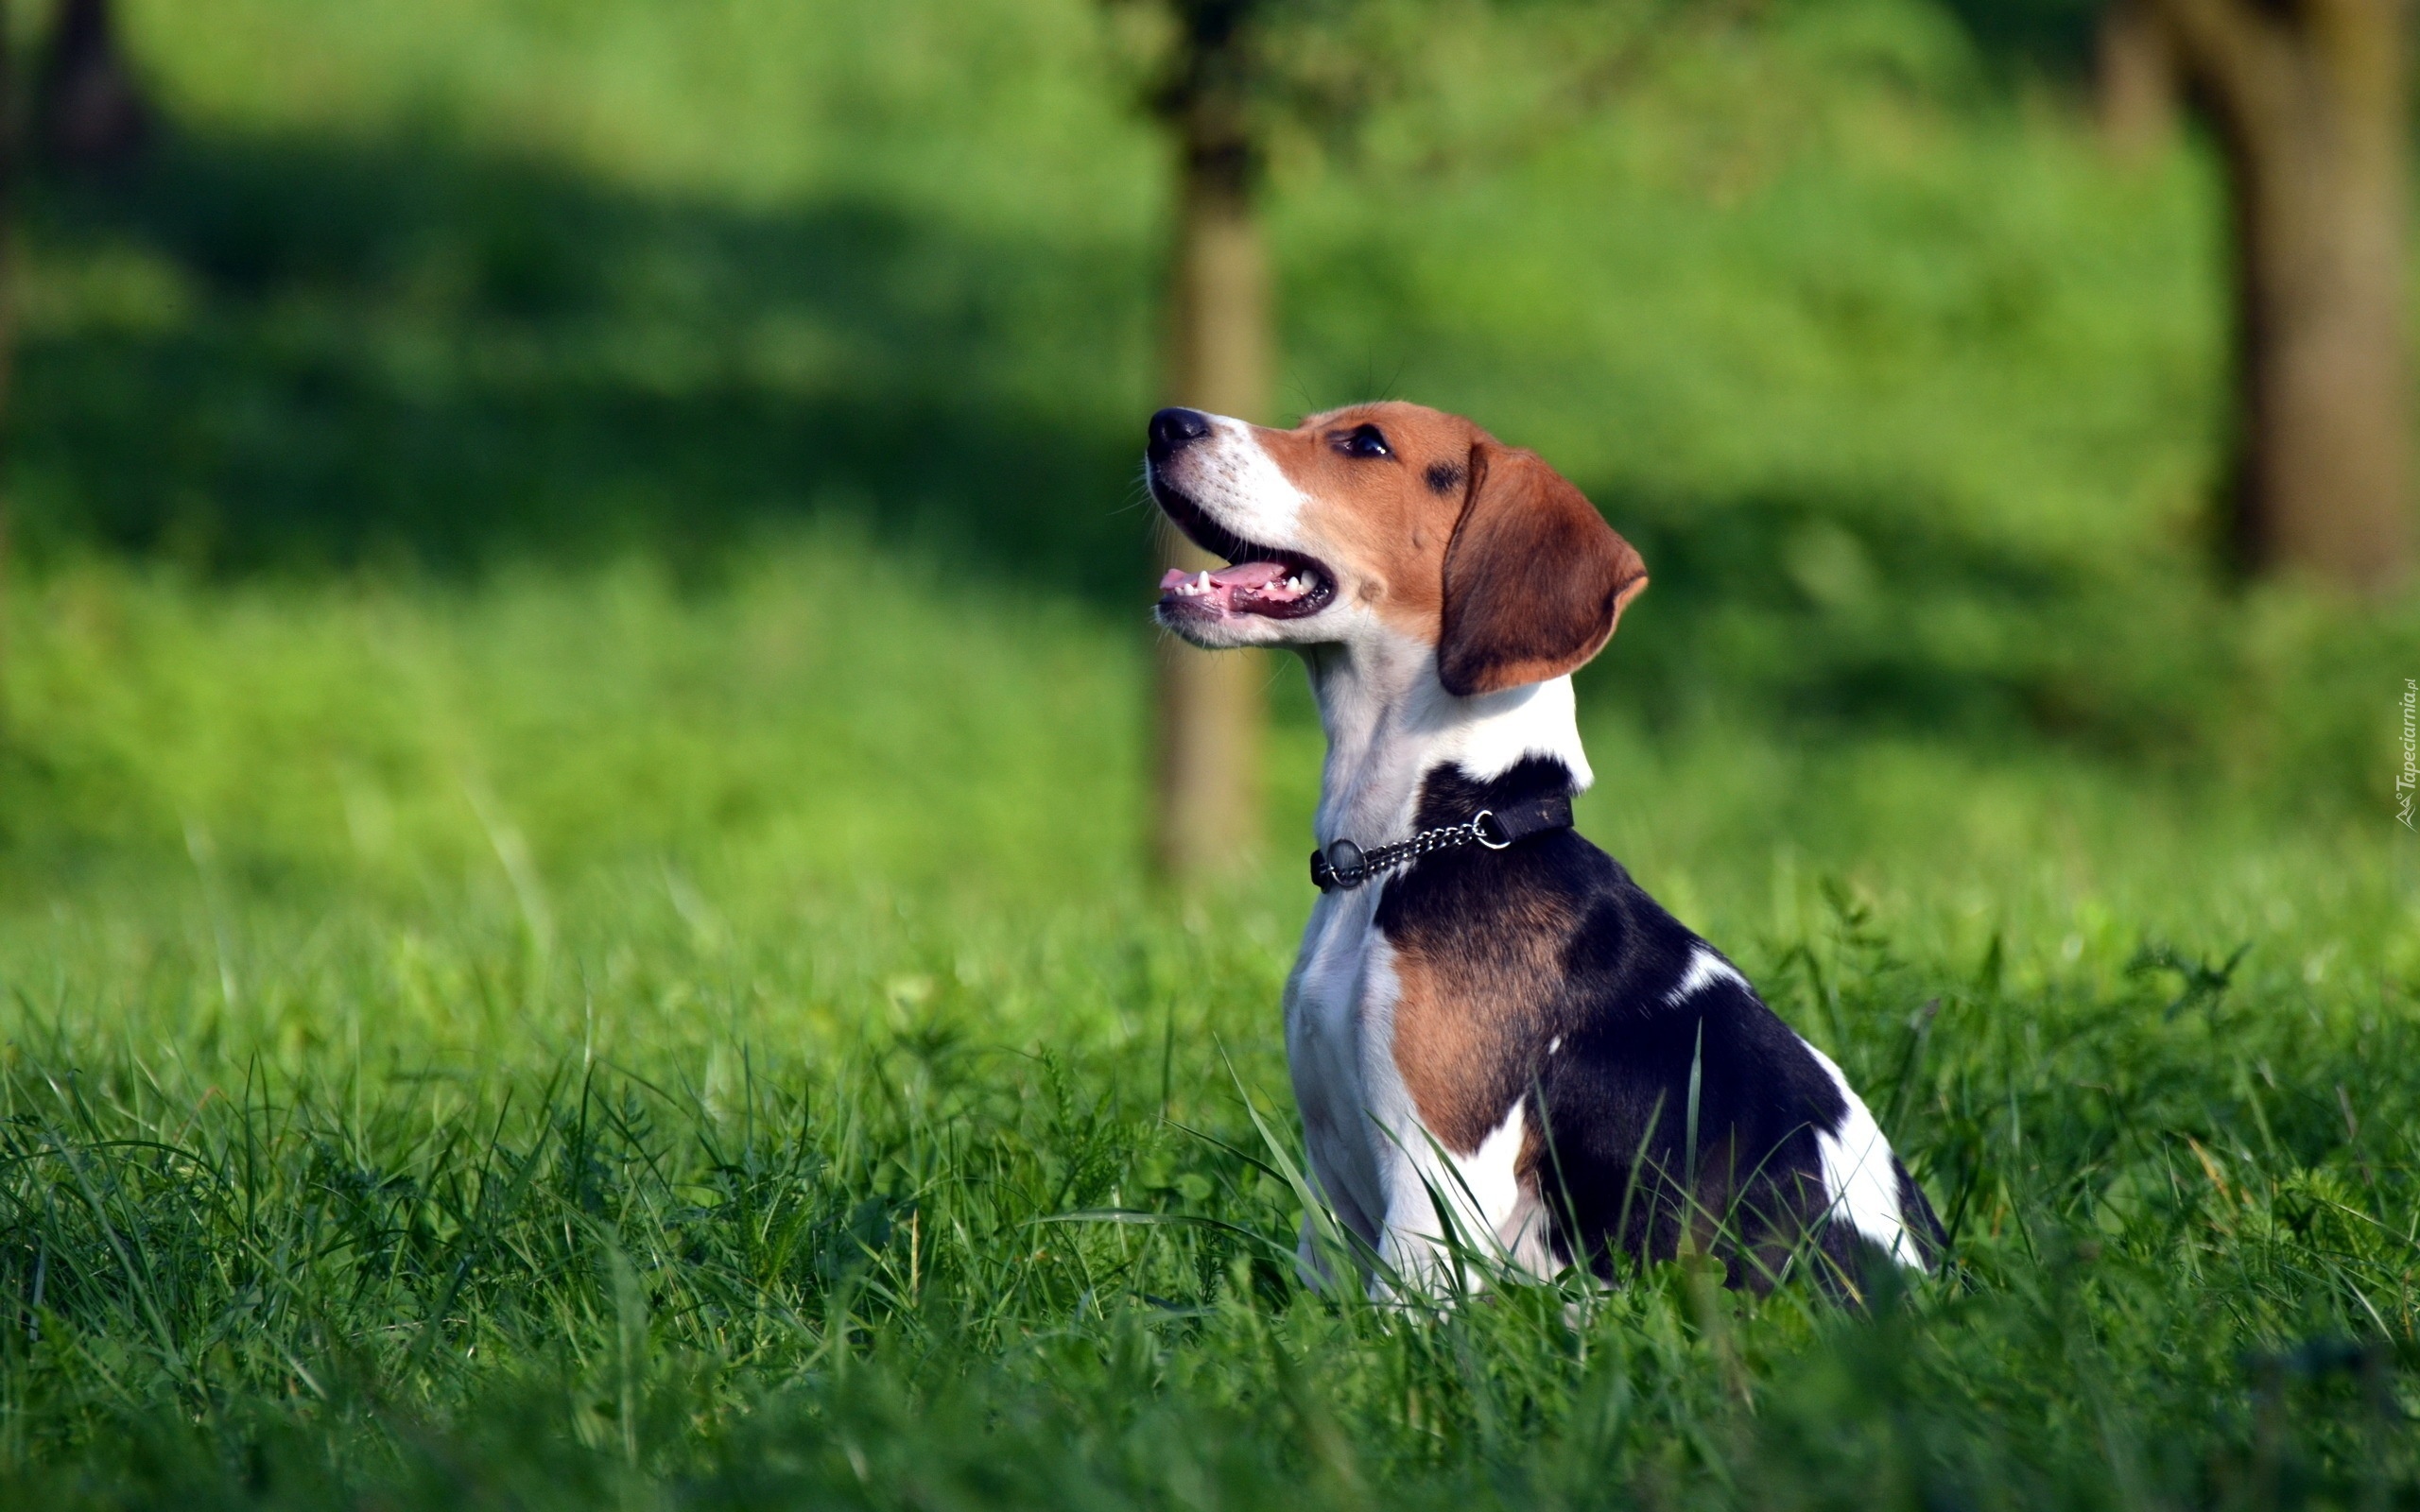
[1283,885,1390,1253]
[1283,643,1586,1290]
[1285,891,1556,1290]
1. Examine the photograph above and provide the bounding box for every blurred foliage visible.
[18,0,2406,812]
[21,136,1156,593]
[1932,0,2107,76]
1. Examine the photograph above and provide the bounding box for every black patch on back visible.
[1373,757,1945,1292]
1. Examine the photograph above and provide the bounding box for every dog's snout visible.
[1149,407,1213,455]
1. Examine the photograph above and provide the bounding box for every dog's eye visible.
[1339,425,1392,459]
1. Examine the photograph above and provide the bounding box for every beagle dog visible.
[1146,402,1943,1295]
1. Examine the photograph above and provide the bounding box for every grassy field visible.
[2,0,2418,1505]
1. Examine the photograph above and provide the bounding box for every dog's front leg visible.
[1294,1213,1339,1292]
[1367,1114,1545,1298]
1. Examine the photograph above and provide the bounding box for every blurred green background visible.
[14,0,2403,851]
[2,0,2417,1506]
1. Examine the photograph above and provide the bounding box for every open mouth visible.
[1150,473,1337,622]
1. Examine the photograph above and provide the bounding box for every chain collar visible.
[1309,792,1574,893]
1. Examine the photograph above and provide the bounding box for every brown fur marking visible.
[1387,889,1579,1156]
[1249,403,1484,640]
[1438,445,1647,696]
[1245,403,1645,680]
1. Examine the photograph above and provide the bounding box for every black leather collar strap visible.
[1309,793,1574,893]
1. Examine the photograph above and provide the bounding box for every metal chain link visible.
[1313,810,1508,892]
[1361,816,1485,873]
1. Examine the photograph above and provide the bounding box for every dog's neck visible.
[1301,633,1593,849]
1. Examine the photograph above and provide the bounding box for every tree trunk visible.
[38,0,150,172]
[0,0,17,734]
[2151,0,2412,593]
[1152,128,1270,885]
[2097,0,2178,162]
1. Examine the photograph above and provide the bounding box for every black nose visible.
[1149,407,1212,452]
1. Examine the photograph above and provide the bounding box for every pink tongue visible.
[1160,562,1287,592]
[1160,560,1293,610]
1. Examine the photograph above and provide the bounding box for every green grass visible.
[1,541,2412,1510]
[1,0,2417,1504]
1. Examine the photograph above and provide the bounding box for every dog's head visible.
[1147,402,1647,696]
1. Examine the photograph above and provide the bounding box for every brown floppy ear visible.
[1437,443,1647,697]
